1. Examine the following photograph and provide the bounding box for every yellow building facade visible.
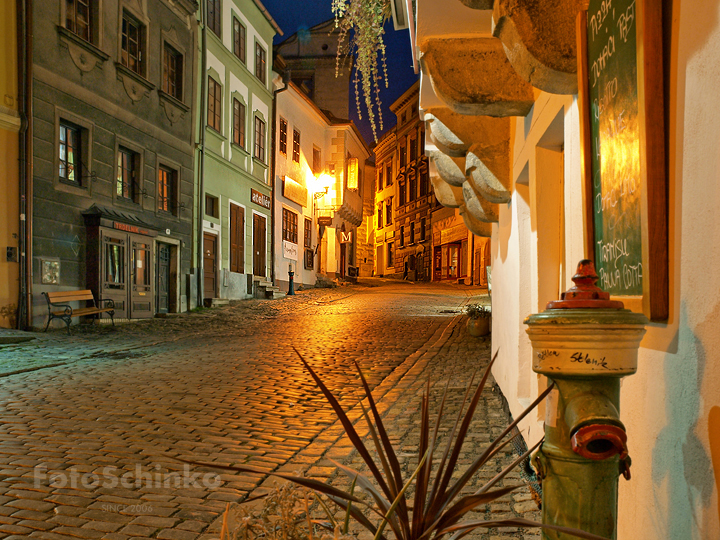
[0,0,20,328]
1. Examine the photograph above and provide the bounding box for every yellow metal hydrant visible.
[524,260,648,539]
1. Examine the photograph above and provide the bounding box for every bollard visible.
[288,263,295,296]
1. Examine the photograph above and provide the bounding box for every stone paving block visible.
[5,503,54,514]
[116,526,154,538]
[155,530,197,540]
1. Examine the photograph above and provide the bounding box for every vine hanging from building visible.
[331,0,391,142]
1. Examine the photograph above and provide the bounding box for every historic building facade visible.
[31,0,198,326]
[195,0,281,304]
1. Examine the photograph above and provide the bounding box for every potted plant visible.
[465,303,491,337]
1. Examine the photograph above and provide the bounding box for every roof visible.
[252,0,283,36]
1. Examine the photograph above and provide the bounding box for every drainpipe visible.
[17,0,33,330]
[196,1,207,308]
[269,65,289,285]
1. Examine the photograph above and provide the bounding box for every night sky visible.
[262,0,419,145]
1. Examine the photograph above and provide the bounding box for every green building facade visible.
[194,0,281,305]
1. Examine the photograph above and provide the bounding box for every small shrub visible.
[464,303,491,319]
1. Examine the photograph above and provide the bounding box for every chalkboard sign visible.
[578,0,668,320]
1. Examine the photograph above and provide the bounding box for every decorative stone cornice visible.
[492,0,579,94]
[116,63,155,103]
[158,90,190,124]
[419,37,535,117]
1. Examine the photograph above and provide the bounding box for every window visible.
[387,242,394,267]
[230,203,245,273]
[410,137,417,163]
[409,222,415,244]
[304,217,312,247]
[278,118,287,155]
[377,204,383,229]
[205,194,219,218]
[399,146,407,168]
[385,198,392,224]
[419,169,428,197]
[420,218,426,241]
[59,122,81,185]
[121,12,144,75]
[401,111,407,125]
[254,117,266,162]
[399,182,406,206]
[386,163,393,187]
[116,146,138,201]
[399,225,405,247]
[292,129,300,163]
[282,208,298,244]
[313,147,322,175]
[158,166,177,214]
[409,173,416,202]
[208,76,221,132]
[163,44,183,100]
[233,99,245,147]
[66,0,92,41]
[255,42,266,83]
[207,0,221,37]
[233,17,246,63]
[377,167,383,192]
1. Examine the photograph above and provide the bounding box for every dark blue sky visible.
[262,0,419,145]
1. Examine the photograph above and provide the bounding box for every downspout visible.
[196,0,207,308]
[17,0,32,330]
[269,69,289,285]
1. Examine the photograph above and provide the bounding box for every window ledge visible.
[231,142,248,155]
[253,157,268,169]
[116,63,155,103]
[57,26,109,73]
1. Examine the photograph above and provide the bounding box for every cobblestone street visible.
[0,281,540,540]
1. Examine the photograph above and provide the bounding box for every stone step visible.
[204,298,230,308]
[266,290,286,300]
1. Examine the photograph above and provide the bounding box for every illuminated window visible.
[385,198,392,224]
[59,122,81,185]
[254,117,266,162]
[207,0,221,37]
[117,146,138,202]
[233,17,246,63]
[377,204,383,229]
[158,166,177,214]
[304,217,312,247]
[121,11,144,75]
[208,76,222,132]
[292,129,300,162]
[279,118,287,155]
[282,208,298,244]
[233,99,245,147]
[66,0,92,41]
[163,44,183,100]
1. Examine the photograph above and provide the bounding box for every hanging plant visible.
[332,0,392,142]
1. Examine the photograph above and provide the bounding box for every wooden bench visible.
[42,290,115,335]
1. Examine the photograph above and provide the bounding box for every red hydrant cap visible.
[546,260,624,310]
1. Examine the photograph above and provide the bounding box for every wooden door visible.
[204,232,217,298]
[253,214,266,277]
[100,229,129,319]
[230,204,245,273]
[130,235,154,318]
[433,246,442,281]
[376,245,383,276]
[156,242,171,314]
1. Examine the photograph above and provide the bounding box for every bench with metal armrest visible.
[42,290,114,335]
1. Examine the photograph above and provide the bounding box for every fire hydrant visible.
[524,260,647,539]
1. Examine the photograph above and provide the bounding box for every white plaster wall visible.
[491,1,720,537]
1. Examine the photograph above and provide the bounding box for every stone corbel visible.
[460,205,493,237]
[457,0,494,8]
[430,175,464,208]
[427,150,466,187]
[465,144,511,203]
[492,0,580,95]
[419,37,535,117]
[463,181,499,222]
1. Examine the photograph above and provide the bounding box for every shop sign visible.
[283,176,308,207]
[283,240,298,260]
[346,157,359,189]
[340,231,353,243]
[113,222,152,236]
[318,216,333,226]
[440,225,467,245]
[251,189,271,209]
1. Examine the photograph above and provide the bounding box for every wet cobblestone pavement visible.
[0,281,539,540]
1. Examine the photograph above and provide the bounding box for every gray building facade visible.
[32,0,198,327]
